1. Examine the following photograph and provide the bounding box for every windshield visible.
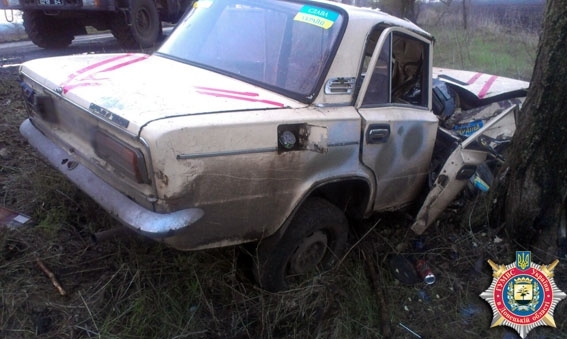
[157,0,345,102]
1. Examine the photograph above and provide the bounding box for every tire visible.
[255,197,349,292]
[111,0,161,49]
[22,11,74,49]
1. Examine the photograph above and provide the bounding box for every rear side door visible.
[356,27,438,210]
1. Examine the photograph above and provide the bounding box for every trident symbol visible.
[517,252,530,270]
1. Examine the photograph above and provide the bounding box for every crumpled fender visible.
[411,104,519,234]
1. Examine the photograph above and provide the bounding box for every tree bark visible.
[462,0,468,30]
[379,0,418,22]
[401,0,418,22]
[491,0,567,262]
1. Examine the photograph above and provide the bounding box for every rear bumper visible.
[20,118,204,238]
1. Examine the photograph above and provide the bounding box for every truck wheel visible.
[255,197,349,292]
[22,11,74,49]
[111,0,161,49]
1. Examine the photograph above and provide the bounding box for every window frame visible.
[356,26,433,111]
[156,0,348,104]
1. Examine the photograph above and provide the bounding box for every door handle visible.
[367,124,390,144]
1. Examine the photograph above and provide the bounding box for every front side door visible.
[356,27,438,210]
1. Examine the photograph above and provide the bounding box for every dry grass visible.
[1,11,566,338]
[418,4,540,81]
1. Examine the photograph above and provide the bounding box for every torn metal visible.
[412,103,520,234]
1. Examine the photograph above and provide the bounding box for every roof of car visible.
[308,0,432,39]
[302,0,433,105]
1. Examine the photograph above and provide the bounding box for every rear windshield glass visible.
[157,0,345,101]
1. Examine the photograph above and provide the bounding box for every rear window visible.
[158,0,345,101]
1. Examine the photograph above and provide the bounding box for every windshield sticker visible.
[294,5,339,29]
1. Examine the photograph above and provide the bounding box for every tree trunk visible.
[401,0,418,22]
[462,0,468,30]
[379,0,418,22]
[491,0,567,263]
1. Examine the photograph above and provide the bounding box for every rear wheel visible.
[22,11,75,49]
[111,0,161,49]
[255,197,349,292]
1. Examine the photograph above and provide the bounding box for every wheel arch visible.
[311,177,372,222]
[258,176,373,247]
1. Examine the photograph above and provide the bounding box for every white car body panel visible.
[22,53,303,134]
[433,67,528,100]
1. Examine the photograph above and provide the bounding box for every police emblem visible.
[480,251,566,338]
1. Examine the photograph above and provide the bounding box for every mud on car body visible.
[17,0,528,291]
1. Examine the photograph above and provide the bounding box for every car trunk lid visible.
[20,53,302,134]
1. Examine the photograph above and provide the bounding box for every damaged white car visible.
[18,0,528,291]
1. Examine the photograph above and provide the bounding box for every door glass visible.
[363,33,391,105]
[362,30,429,108]
[391,33,428,106]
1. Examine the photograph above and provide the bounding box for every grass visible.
[0,199,516,338]
[419,7,539,81]
[426,24,538,81]
[1,10,566,339]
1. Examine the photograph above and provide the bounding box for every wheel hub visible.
[135,9,150,33]
[289,231,328,275]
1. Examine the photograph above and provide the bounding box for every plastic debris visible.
[460,304,482,324]
[417,289,431,303]
[0,206,31,228]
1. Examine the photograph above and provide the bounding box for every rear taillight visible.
[94,131,149,184]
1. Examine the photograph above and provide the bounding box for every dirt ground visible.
[1,64,566,339]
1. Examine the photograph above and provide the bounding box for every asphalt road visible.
[0,31,167,67]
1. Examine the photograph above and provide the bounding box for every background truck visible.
[0,0,194,49]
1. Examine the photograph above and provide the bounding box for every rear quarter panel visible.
[141,107,366,249]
